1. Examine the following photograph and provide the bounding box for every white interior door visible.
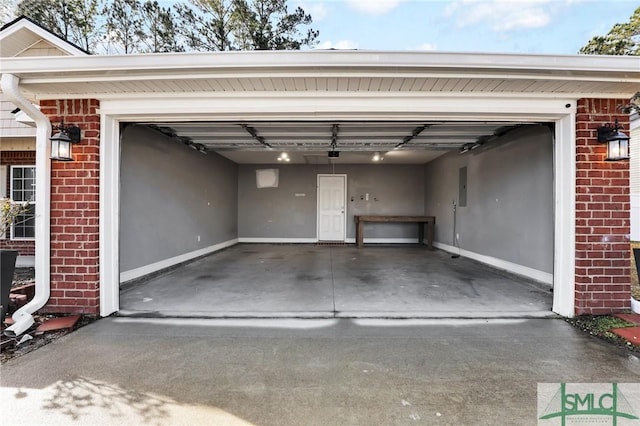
[317,174,347,241]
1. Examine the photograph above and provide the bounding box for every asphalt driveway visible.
[1,317,639,425]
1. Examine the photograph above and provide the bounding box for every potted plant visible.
[1,198,28,322]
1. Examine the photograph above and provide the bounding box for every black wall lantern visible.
[597,119,630,161]
[50,122,81,161]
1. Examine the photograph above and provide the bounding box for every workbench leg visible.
[418,223,424,246]
[427,221,434,249]
[357,220,364,248]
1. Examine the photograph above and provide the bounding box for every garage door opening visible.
[117,120,554,317]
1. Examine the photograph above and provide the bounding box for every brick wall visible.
[42,99,100,315]
[575,98,631,315]
[0,150,36,255]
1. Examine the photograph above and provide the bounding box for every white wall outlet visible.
[197,235,201,242]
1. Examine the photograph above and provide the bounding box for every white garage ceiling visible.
[139,120,538,164]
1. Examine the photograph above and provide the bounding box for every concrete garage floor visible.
[120,244,553,318]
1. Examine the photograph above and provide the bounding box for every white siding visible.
[16,40,70,57]
[0,94,36,139]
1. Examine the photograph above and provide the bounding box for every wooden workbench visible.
[354,215,436,248]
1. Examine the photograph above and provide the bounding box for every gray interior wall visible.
[120,125,238,273]
[238,164,425,239]
[423,125,554,274]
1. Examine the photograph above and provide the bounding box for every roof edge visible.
[0,15,90,56]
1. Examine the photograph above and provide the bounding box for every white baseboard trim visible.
[345,238,419,244]
[120,238,238,283]
[16,255,35,267]
[238,238,317,244]
[632,298,640,314]
[239,237,421,244]
[433,241,553,285]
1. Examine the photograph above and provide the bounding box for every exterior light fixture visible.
[277,152,290,162]
[50,122,81,161]
[597,119,630,161]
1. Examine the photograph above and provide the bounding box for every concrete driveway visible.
[1,317,639,425]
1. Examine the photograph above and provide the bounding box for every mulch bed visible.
[1,313,96,364]
[1,267,96,364]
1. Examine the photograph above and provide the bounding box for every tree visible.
[0,0,19,26]
[68,0,103,53]
[175,0,318,51]
[579,7,640,113]
[104,0,143,54]
[579,6,640,56]
[12,0,318,54]
[234,0,318,50]
[16,0,103,52]
[622,92,640,115]
[175,0,238,51]
[139,0,184,52]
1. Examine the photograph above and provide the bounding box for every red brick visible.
[44,99,101,315]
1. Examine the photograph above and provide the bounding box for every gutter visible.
[1,73,52,337]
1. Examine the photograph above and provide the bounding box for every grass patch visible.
[569,315,634,334]
[567,315,639,353]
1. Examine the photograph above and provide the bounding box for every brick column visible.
[575,98,631,315]
[42,99,100,315]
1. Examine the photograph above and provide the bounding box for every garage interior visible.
[118,120,555,317]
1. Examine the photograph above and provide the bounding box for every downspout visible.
[2,73,52,337]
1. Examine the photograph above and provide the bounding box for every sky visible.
[289,0,639,55]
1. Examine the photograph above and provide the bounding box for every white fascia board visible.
[2,49,640,74]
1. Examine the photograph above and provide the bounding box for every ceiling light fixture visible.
[277,152,290,162]
[459,142,478,154]
[189,142,207,154]
[372,152,383,162]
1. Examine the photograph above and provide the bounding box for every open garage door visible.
[117,119,554,318]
